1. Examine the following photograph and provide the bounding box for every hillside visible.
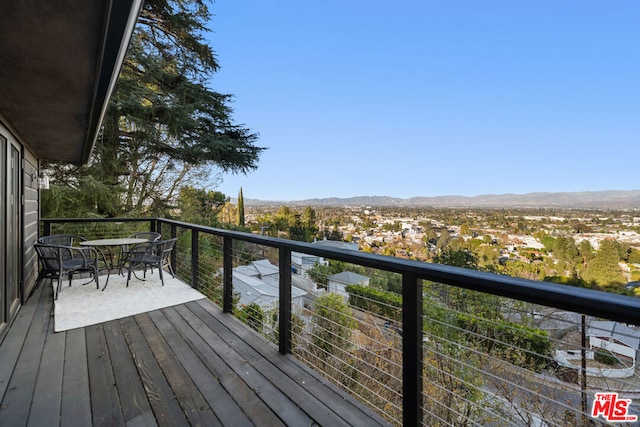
[242,190,640,209]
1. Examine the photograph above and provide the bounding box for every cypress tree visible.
[237,187,245,227]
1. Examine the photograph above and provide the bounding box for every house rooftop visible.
[587,320,640,349]
[328,271,370,285]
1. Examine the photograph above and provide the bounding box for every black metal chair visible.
[126,238,176,287]
[34,243,100,299]
[118,232,162,275]
[40,233,106,269]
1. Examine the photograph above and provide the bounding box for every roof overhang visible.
[0,0,143,165]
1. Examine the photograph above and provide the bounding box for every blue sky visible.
[206,1,639,201]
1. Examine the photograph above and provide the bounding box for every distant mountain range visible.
[242,190,640,209]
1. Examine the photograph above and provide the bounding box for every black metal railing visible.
[41,217,640,426]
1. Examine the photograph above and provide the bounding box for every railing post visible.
[402,273,423,426]
[43,220,51,237]
[223,236,233,313]
[150,218,157,233]
[191,230,199,290]
[279,246,292,354]
[170,223,177,273]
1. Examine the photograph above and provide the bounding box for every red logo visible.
[591,392,637,422]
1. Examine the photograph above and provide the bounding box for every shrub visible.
[594,349,618,366]
[346,284,402,321]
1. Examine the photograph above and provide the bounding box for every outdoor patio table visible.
[80,238,148,288]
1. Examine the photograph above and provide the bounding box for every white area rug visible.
[53,271,206,332]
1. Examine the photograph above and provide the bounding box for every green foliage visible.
[43,0,263,218]
[179,232,229,307]
[311,293,356,358]
[499,259,544,281]
[369,270,403,294]
[582,239,626,289]
[594,349,618,366]
[437,228,451,250]
[177,186,228,225]
[433,248,478,269]
[382,222,402,232]
[422,222,437,244]
[346,284,402,322]
[553,236,579,264]
[318,227,344,241]
[306,262,343,287]
[540,235,556,252]
[236,303,264,333]
[628,248,640,264]
[237,187,245,227]
[288,214,311,242]
[273,310,305,351]
[543,275,596,289]
[456,315,552,371]
[617,241,632,261]
[256,206,318,241]
[41,176,121,218]
[346,281,547,369]
[578,240,595,265]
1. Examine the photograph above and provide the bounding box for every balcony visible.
[4,217,640,426]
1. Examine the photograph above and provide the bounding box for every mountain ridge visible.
[241,190,640,209]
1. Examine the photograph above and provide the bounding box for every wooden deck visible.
[0,282,389,426]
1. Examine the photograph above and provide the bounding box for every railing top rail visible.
[41,217,640,326]
[42,217,153,224]
[157,218,640,326]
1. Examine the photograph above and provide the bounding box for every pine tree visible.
[582,239,625,289]
[43,0,263,218]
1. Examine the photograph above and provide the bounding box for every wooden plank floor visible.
[0,282,390,427]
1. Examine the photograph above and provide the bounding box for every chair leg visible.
[159,264,165,286]
[56,275,63,300]
[166,261,176,278]
[94,266,100,290]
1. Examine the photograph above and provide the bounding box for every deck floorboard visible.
[0,282,390,426]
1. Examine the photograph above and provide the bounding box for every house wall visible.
[590,336,636,361]
[0,119,26,341]
[327,280,348,299]
[291,253,327,276]
[22,151,39,299]
[0,118,39,305]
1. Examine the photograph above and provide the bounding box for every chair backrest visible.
[39,234,86,246]
[35,243,95,273]
[128,241,156,260]
[160,238,177,260]
[128,239,175,263]
[35,243,61,270]
[128,232,161,242]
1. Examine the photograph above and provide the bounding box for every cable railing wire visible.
[40,218,640,426]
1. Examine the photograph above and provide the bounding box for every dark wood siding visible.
[22,154,38,301]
